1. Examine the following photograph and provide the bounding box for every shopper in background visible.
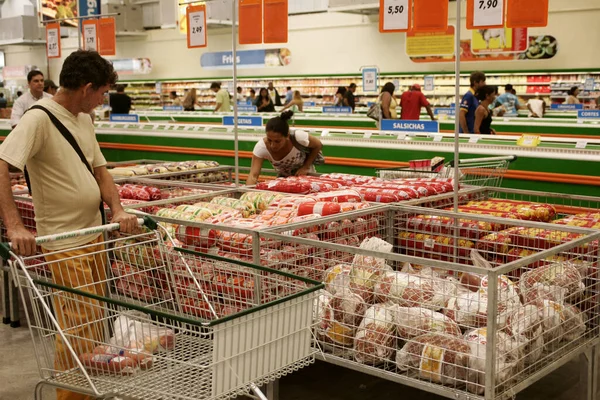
[493,84,522,115]
[109,84,132,114]
[246,110,323,184]
[566,86,581,104]
[379,82,398,119]
[169,91,182,106]
[473,85,497,135]
[281,90,304,113]
[236,86,245,103]
[527,93,546,118]
[334,86,347,107]
[211,82,231,112]
[255,87,275,112]
[343,83,357,112]
[247,88,256,103]
[399,84,435,121]
[44,79,59,96]
[459,71,487,133]
[267,81,282,106]
[284,86,293,105]
[182,88,198,111]
[0,49,138,400]
[0,93,7,109]
[596,97,600,109]
[10,70,52,128]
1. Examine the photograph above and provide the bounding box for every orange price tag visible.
[239,0,263,45]
[506,0,549,28]
[467,0,506,29]
[82,20,98,51]
[412,0,448,32]
[186,4,207,48]
[46,23,61,59]
[263,0,287,43]
[379,0,412,33]
[98,18,116,56]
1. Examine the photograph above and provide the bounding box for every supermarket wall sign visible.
[201,49,291,69]
[381,120,439,133]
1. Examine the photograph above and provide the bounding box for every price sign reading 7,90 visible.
[380,0,411,32]
[471,0,505,28]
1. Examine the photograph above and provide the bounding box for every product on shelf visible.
[354,303,398,364]
[109,160,221,178]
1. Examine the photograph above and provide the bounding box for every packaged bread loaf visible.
[394,307,462,340]
[519,262,585,303]
[210,197,256,217]
[503,305,544,364]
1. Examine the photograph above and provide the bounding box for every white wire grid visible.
[7,229,321,400]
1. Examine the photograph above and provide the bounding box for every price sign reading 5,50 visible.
[381,0,409,31]
[473,0,504,27]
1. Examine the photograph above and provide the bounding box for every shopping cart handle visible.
[0,216,157,261]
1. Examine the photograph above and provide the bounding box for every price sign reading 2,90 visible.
[381,0,410,32]
[472,0,504,27]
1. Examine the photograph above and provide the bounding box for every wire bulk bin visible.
[259,205,600,400]
[4,222,322,400]
[378,156,516,188]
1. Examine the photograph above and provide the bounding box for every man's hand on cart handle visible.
[112,210,139,234]
[7,225,36,257]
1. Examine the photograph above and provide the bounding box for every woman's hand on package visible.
[113,210,139,234]
[8,225,36,256]
[295,166,310,177]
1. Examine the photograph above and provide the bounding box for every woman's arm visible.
[381,93,391,119]
[296,135,323,176]
[474,106,485,134]
[246,156,265,185]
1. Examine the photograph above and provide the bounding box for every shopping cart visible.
[1,218,322,400]
[378,155,517,188]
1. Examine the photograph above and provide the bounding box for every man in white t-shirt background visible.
[10,70,53,128]
[527,93,546,118]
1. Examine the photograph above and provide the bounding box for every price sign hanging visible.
[186,4,207,48]
[46,23,61,59]
[82,20,98,51]
[467,0,505,29]
[379,0,412,33]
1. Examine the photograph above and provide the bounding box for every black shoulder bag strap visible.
[24,105,106,224]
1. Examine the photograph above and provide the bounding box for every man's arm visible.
[93,165,138,233]
[0,160,35,255]
[459,109,469,133]
[425,105,436,121]
[10,98,25,129]
[214,102,222,112]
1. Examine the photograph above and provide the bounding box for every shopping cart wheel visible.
[2,317,9,324]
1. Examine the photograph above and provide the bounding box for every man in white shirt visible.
[527,93,546,118]
[10,70,53,128]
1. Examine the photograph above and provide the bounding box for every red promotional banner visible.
[506,0,549,28]
[239,0,262,44]
[98,18,117,56]
[263,0,288,43]
[46,23,61,58]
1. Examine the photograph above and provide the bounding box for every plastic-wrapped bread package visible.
[320,290,367,347]
[503,305,544,364]
[374,266,456,310]
[354,303,399,364]
[349,237,394,303]
[314,290,334,337]
[463,328,522,394]
[519,262,585,304]
[190,202,243,217]
[210,197,256,218]
[239,192,284,211]
[536,299,586,345]
[396,333,472,387]
[323,264,353,296]
[394,307,462,340]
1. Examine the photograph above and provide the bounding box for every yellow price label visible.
[517,134,541,147]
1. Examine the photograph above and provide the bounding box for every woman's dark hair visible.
[381,82,395,95]
[60,50,117,90]
[568,86,579,96]
[250,88,256,95]
[258,87,269,99]
[336,86,347,96]
[266,111,294,137]
[475,85,497,101]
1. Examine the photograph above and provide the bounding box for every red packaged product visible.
[297,202,341,216]
[309,190,362,203]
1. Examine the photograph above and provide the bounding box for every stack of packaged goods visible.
[109,160,228,183]
[255,174,455,203]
